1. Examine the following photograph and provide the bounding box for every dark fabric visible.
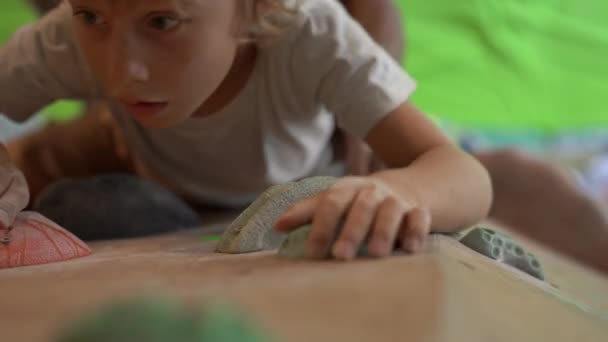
[34,174,202,241]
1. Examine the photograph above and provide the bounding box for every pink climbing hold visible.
[0,211,92,269]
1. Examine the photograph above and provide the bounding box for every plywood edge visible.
[429,236,608,341]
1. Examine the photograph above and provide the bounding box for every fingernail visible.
[333,241,355,260]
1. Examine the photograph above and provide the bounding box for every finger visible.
[273,196,319,232]
[0,168,29,229]
[274,177,362,232]
[333,184,384,260]
[307,186,358,259]
[1,171,29,206]
[399,207,432,254]
[367,198,407,258]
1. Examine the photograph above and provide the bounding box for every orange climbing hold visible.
[0,212,91,269]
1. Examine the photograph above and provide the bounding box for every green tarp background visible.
[1,0,607,131]
[396,0,608,132]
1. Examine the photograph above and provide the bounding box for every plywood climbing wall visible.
[0,220,607,342]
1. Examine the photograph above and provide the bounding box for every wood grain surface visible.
[1,218,607,342]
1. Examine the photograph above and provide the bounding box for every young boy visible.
[0,0,491,260]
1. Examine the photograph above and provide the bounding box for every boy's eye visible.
[149,17,180,31]
[75,10,106,26]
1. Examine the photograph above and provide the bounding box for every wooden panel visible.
[0,224,607,342]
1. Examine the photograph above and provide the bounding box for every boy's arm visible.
[340,0,405,61]
[0,3,96,122]
[276,1,490,259]
[366,102,492,231]
[276,101,491,258]
[337,1,490,229]
[337,0,404,175]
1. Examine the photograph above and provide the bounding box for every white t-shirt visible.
[0,0,416,207]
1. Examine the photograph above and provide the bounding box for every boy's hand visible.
[274,176,430,260]
[0,147,29,229]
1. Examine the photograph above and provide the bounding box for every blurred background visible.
[1,0,607,198]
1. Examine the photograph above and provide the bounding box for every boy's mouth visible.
[119,99,168,119]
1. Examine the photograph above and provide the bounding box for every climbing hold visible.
[216,177,337,254]
[0,211,91,269]
[460,228,545,280]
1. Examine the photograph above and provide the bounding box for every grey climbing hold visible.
[34,174,202,241]
[460,228,545,280]
[216,177,337,254]
[277,224,369,259]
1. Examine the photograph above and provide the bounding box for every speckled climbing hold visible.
[216,177,337,254]
[0,211,91,269]
[55,296,272,342]
[34,174,201,241]
[278,224,369,259]
[460,228,545,280]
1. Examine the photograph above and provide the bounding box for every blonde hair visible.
[241,0,296,42]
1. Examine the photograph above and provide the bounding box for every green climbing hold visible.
[56,296,273,342]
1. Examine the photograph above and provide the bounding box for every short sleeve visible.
[0,3,98,122]
[288,0,416,138]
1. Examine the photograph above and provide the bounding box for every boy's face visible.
[68,0,241,127]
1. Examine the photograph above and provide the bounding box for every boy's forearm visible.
[371,145,492,232]
[341,0,405,60]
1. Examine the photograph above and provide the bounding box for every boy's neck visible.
[193,44,258,117]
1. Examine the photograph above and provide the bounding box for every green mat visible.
[396,0,608,132]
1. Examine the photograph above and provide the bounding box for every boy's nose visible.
[127,61,150,82]
[107,34,150,86]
